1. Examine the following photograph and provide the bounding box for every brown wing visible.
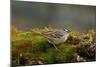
[41,31,63,38]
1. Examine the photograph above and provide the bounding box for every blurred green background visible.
[11,1,96,32]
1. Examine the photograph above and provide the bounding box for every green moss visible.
[55,44,77,63]
[12,32,48,51]
[40,48,56,64]
[11,28,96,65]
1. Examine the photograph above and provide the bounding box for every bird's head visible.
[63,28,71,33]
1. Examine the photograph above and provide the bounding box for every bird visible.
[32,28,70,51]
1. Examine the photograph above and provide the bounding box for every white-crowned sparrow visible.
[33,28,70,51]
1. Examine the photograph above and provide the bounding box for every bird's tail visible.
[31,30,42,35]
[31,30,47,38]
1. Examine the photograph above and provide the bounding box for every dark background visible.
[11,1,96,32]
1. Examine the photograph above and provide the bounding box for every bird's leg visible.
[48,40,60,51]
[52,44,60,51]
